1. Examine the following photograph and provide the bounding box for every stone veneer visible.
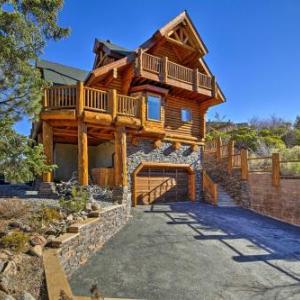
[57,192,131,276]
[127,139,202,200]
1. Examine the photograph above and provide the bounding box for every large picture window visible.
[147,95,161,121]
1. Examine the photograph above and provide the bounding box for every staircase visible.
[217,186,237,207]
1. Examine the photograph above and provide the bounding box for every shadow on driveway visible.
[70,202,300,300]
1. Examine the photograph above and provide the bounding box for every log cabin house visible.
[31,11,225,205]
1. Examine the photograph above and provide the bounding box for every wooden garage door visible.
[135,167,189,204]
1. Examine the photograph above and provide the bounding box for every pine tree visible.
[0,0,69,120]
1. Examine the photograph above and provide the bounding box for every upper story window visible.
[181,108,192,123]
[147,95,161,121]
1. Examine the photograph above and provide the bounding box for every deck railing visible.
[44,85,77,109]
[43,85,142,119]
[117,95,140,117]
[140,52,213,91]
[84,87,109,112]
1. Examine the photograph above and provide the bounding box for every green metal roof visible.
[36,60,89,85]
[96,39,134,57]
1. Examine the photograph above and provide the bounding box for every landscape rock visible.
[28,245,42,258]
[91,202,101,211]
[20,292,36,300]
[85,203,92,211]
[66,214,73,222]
[0,275,9,293]
[0,290,15,300]
[8,222,21,229]
[29,235,47,247]
[0,260,6,273]
[2,261,17,276]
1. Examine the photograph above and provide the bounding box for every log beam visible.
[78,120,89,186]
[114,127,127,187]
[42,121,53,182]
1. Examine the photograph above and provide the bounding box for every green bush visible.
[41,207,61,223]
[59,186,88,213]
[1,231,29,253]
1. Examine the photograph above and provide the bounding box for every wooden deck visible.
[136,51,215,96]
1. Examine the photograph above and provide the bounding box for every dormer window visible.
[147,95,161,121]
[181,108,192,123]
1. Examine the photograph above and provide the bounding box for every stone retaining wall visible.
[127,140,202,200]
[55,193,131,276]
[204,155,300,226]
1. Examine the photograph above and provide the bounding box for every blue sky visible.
[15,0,300,135]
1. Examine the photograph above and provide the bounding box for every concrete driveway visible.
[70,202,300,300]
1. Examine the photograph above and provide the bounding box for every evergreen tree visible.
[0,0,69,120]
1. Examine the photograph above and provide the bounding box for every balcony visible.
[136,52,215,96]
[42,84,144,129]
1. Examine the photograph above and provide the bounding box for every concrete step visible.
[217,186,237,207]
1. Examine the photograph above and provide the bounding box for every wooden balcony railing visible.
[117,95,140,118]
[43,85,141,120]
[139,52,214,92]
[44,85,77,108]
[84,87,109,112]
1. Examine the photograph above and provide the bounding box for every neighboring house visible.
[31,11,225,205]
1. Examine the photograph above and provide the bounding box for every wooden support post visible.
[114,127,127,187]
[162,56,168,83]
[272,153,280,187]
[200,111,206,140]
[241,149,249,180]
[216,137,222,160]
[43,88,48,108]
[153,139,162,149]
[172,141,181,150]
[76,81,84,117]
[191,144,199,152]
[193,68,199,92]
[140,96,146,127]
[227,140,235,174]
[188,172,196,202]
[78,120,88,186]
[109,89,117,121]
[135,48,143,76]
[42,121,53,182]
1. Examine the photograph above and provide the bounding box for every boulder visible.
[28,245,42,258]
[2,261,17,276]
[0,260,6,273]
[0,275,9,293]
[29,235,47,247]
[85,203,92,211]
[20,292,36,300]
[91,202,101,211]
[66,214,73,222]
[0,291,15,300]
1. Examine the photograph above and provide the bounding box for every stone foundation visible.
[127,140,202,200]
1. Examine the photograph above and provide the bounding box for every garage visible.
[132,162,196,206]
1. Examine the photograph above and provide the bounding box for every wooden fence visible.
[204,137,300,187]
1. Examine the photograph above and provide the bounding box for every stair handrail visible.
[202,170,218,205]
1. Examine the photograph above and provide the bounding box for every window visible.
[181,108,192,122]
[147,95,161,121]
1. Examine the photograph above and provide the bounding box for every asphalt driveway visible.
[70,203,300,300]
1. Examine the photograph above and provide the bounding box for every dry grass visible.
[0,199,29,219]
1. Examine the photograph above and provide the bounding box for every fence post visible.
[241,149,249,180]
[216,137,222,160]
[272,153,280,187]
[227,140,235,174]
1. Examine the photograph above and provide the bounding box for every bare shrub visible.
[0,199,29,219]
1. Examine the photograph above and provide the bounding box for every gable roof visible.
[36,60,88,85]
[94,39,134,57]
[140,10,208,55]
